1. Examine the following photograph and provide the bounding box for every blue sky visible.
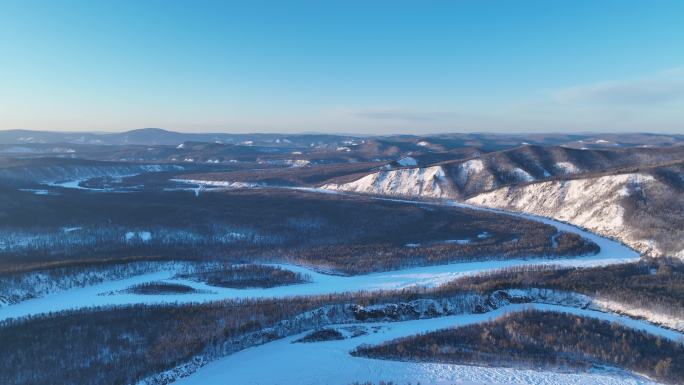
[1,0,683,134]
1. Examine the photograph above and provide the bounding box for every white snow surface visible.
[397,156,418,167]
[285,159,311,167]
[554,161,581,174]
[19,188,51,195]
[322,166,449,198]
[456,159,485,186]
[173,303,674,385]
[466,173,681,258]
[592,296,684,332]
[174,179,262,189]
[511,167,535,182]
[125,231,152,243]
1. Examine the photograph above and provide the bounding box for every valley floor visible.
[0,191,638,322]
[1,189,676,385]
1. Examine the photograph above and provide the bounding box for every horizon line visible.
[1,127,682,137]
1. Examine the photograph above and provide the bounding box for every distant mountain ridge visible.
[1,128,682,149]
[0,128,359,147]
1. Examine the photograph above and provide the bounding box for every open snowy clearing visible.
[172,303,678,385]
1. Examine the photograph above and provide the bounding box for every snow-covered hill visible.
[323,145,684,199]
[322,165,452,198]
[442,144,684,197]
[321,146,683,259]
[467,171,684,258]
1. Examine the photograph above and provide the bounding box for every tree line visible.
[352,309,683,384]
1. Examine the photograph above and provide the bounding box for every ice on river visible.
[174,303,673,385]
[0,192,640,322]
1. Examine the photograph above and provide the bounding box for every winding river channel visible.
[0,192,640,322]
[175,303,676,385]
[1,188,678,385]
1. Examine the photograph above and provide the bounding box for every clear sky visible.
[1,0,683,134]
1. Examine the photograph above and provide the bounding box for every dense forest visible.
[125,281,201,295]
[352,310,683,384]
[441,258,684,321]
[0,296,343,385]
[4,258,683,385]
[0,187,597,274]
[293,328,345,343]
[176,263,310,288]
[180,160,387,186]
[1,289,451,385]
[0,284,530,385]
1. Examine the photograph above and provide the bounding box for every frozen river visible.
[2,188,670,385]
[174,303,677,385]
[0,192,639,322]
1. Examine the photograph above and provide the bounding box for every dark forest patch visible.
[353,310,684,384]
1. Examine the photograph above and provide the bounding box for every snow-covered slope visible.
[396,156,418,167]
[467,172,684,258]
[321,145,683,259]
[323,145,684,200]
[442,145,684,197]
[322,165,452,198]
[320,152,577,200]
